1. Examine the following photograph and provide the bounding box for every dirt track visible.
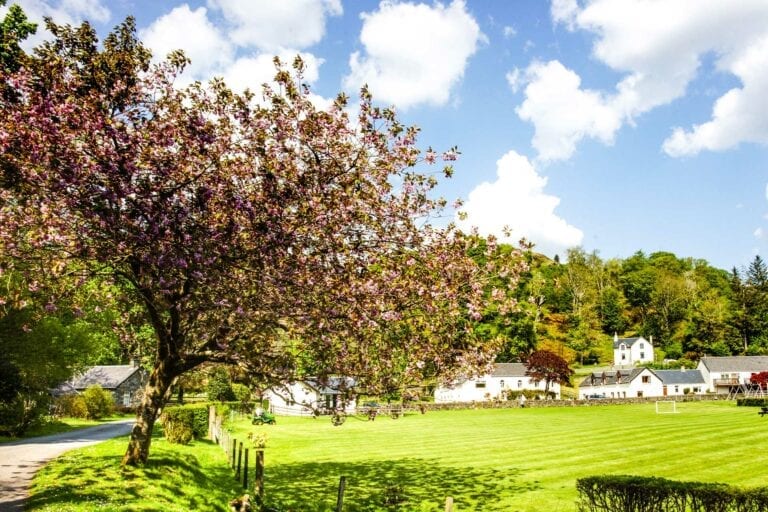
[0,419,134,511]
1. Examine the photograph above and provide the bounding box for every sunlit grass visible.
[223,400,768,511]
[27,432,244,511]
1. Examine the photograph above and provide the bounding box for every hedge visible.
[736,398,768,407]
[576,475,768,512]
[160,405,209,444]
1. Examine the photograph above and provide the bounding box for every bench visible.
[759,407,768,417]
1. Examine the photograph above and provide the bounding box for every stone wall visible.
[416,393,725,412]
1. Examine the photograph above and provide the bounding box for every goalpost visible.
[655,400,678,414]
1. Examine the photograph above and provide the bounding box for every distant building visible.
[578,367,706,399]
[434,363,560,402]
[264,377,357,416]
[613,334,654,367]
[697,356,768,394]
[53,360,147,407]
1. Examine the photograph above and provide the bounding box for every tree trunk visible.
[122,358,180,466]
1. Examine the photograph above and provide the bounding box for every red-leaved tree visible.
[0,18,523,464]
[525,349,573,395]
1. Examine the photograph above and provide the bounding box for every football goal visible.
[655,400,678,414]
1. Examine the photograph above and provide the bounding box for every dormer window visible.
[620,344,626,350]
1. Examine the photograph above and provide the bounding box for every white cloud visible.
[754,227,765,240]
[222,51,323,96]
[343,0,485,109]
[457,150,583,257]
[505,68,522,94]
[515,0,768,161]
[503,25,516,38]
[516,60,622,162]
[206,0,342,51]
[0,0,110,49]
[140,5,233,83]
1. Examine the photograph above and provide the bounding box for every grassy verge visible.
[224,400,768,511]
[0,414,134,443]
[27,432,245,511]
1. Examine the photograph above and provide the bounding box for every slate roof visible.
[653,369,705,386]
[490,363,528,378]
[579,368,645,387]
[699,356,768,373]
[69,365,142,390]
[612,336,648,349]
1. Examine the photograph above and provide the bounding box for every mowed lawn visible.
[227,401,768,511]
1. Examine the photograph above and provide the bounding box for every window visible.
[639,343,644,349]
[640,352,645,359]
[637,391,644,397]
[622,391,627,398]
[611,392,615,398]
[517,380,522,388]
[674,385,679,393]
[475,381,486,389]
[641,375,650,384]
[693,387,700,393]
[500,380,505,389]
[621,354,626,360]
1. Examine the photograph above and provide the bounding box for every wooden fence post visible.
[445,496,454,512]
[254,449,264,510]
[336,476,346,512]
[236,441,243,479]
[243,448,249,490]
[231,439,237,469]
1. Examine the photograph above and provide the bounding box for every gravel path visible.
[0,419,134,511]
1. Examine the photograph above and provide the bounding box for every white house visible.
[578,368,706,399]
[613,335,654,367]
[697,356,768,394]
[434,363,560,403]
[264,377,357,416]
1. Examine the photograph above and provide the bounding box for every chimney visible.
[614,332,619,343]
[649,335,653,345]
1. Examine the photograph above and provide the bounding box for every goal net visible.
[655,400,678,414]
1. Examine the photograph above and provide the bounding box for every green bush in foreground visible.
[576,475,768,512]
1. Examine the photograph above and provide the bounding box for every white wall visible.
[435,375,559,403]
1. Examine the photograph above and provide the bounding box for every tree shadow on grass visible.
[26,439,241,511]
[264,458,540,512]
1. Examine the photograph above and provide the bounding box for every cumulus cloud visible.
[139,4,329,101]
[754,227,765,240]
[457,150,583,257]
[343,0,485,109]
[514,0,768,160]
[516,60,622,162]
[207,0,342,51]
[140,5,233,82]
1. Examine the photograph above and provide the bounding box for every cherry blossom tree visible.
[0,18,523,464]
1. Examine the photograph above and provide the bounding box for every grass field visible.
[223,401,768,511]
[27,432,244,511]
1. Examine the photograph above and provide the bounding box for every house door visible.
[663,386,668,396]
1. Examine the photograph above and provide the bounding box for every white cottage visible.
[613,335,654,367]
[264,377,357,416]
[578,368,706,399]
[434,363,560,402]
[697,356,768,394]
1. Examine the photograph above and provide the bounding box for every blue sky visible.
[5,0,768,270]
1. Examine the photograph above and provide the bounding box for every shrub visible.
[231,383,252,403]
[736,398,768,407]
[576,475,768,512]
[81,385,115,419]
[55,394,89,418]
[161,405,209,444]
[0,390,50,437]
[206,368,236,402]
